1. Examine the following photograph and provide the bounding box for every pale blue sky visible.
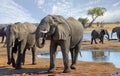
[0,0,120,24]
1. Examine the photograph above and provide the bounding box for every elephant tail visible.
[79,51,82,57]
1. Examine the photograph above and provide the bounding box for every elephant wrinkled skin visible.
[35,15,84,73]
[6,22,37,69]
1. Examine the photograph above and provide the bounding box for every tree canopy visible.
[78,18,89,28]
[78,7,106,28]
[88,7,106,21]
[87,7,106,27]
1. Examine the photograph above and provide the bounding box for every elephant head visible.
[36,15,70,48]
[99,29,109,40]
[111,27,120,39]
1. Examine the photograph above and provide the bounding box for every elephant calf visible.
[91,29,109,44]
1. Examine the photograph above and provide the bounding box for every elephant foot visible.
[15,66,22,69]
[32,62,36,65]
[15,64,22,69]
[12,63,16,67]
[48,67,56,73]
[21,60,25,65]
[7,61,11,65]
[63,68,71,73]
[70,64,76,69]
[22,62,24,65]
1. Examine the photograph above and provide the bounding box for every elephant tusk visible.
[41,30,48,33]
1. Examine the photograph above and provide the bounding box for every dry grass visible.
[84,23,120,33]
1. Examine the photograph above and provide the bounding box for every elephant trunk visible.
[36,37,45,48]
[6,45,12,65]
[106,33,110,40]
[6,36,14,65]
[35,32,46,48]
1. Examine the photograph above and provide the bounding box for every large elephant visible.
[91,28,109,44]
[111,26,120,41]
[0,27,6,43]
[35,15,84,73]
[6,22,37,69]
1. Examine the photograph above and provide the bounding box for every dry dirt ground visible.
[0,24,120,76]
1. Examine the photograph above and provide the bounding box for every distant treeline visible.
[92,22,120,24]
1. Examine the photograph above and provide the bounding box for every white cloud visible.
[51,1,73,17]
[113,1,120,7]
[35,0,100,19]
[35,0,120,22]
[0,0,37,24]
[35,0,45,8]
[95,9,120,22]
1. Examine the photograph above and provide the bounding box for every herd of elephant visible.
[91,26,120,44]
[0,15,120,73]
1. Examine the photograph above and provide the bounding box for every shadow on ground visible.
[0,66,48,75]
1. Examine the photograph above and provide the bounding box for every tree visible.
[78,18,89,28]
[87,7,106,27]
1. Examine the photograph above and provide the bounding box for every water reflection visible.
[92,51,109,61]
[37,50,120,68]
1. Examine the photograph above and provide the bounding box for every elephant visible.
[0,27,6,43]
[6,22,37,69]
[35,15,84,73]
[91,28,109,44]
[111,26,120,41]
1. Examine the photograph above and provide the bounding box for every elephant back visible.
[67,17,84,36]
[67,17,84,48]
[11,22,36,33]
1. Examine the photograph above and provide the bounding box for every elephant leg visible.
[31,46,36,65]
[71,40,82,69]
[118,34,120,42]
[11,48,16,67]
[94,38,97,44]
[116,33,120,41]
[60,40,71,73]
[22,48,26,65]
[15,41,26,69]
[48,41,57,73]
[91,38,93,44]
[100,37,104,44]
[70,48,75,66]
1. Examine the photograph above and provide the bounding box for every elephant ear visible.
[51,15,70,40]
[53,24,68,40]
